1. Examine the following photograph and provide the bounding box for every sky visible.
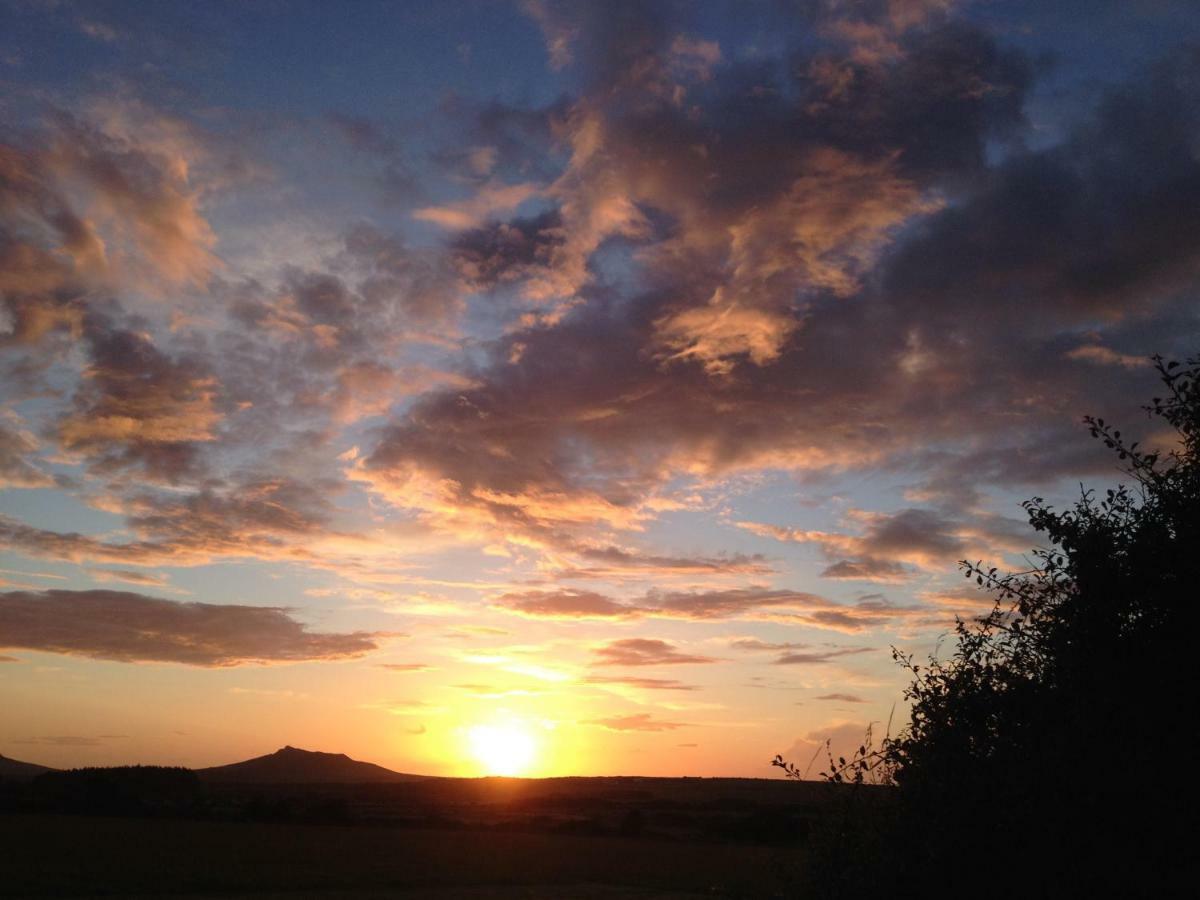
[1,0,1198,778]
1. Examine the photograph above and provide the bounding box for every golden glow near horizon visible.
[467,721,538,776]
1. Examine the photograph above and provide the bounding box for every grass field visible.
[0,813,802,898]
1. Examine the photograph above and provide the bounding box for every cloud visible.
[0,414,54,488]
[353,20,1200,581]
[1065,344,1151,370]
[740,507,1036,582]
[582,713,691,732]
[0,473,378,570]
[497,589,632,620]
[495,586,924,631]
[552,546,772,579]
[0,107,218,309]
[2,1,1198,674]
[583,675,698,691]
[56,312,221,483]
[414,181,540,230]
[14,734,125,747]
[523,0,580,70]
[652,147,938,374]
[0,589,380,666]
[814,693,868,703]
[0,514,168,566]
[451,210,565,291]
[494,586,806,621]
[731,639,876,665]
[591,638,716,666]
[729,639,810,652]
[85,568,171,588]
[774,648,876,666]
[649,588,826,620]
[341,224,463,325]
[820,559,912,582]
[377,663,433,672]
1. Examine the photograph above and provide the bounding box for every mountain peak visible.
[274,746,349,760]
[198,746,421,784]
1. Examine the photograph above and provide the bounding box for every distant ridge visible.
[196,746,424,784]
[0,752,57,781]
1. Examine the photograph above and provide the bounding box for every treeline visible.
[0,768,351,823]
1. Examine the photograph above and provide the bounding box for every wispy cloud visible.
[583,714,692,732]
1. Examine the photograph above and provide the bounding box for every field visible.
[0,777,844,897]
[0,813,799,898]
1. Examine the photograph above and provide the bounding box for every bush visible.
[778,354,1197,897]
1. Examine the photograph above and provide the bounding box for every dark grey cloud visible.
[0,589,379,666]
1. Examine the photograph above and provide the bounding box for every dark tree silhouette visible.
[777,354,1198,897]
[31,766,202,816]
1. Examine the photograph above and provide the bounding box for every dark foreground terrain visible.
[0,767,848,897]
[0,812,800,898]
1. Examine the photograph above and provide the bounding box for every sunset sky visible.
[2,0,1199,778]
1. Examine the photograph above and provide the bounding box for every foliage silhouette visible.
[30,766,202,816]
[775,354,1197,897]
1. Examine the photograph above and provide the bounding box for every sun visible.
[467,722,537,776]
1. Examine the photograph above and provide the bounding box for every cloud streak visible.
[0,590,380,667]
[591,638,716,667]
[583,713,692,732]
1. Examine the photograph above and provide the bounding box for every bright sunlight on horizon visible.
[467,722,539,777]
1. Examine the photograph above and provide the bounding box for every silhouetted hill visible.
[0,753,56,781]
[196,746,423,784]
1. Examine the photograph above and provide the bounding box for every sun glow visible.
[467,722,537,776]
